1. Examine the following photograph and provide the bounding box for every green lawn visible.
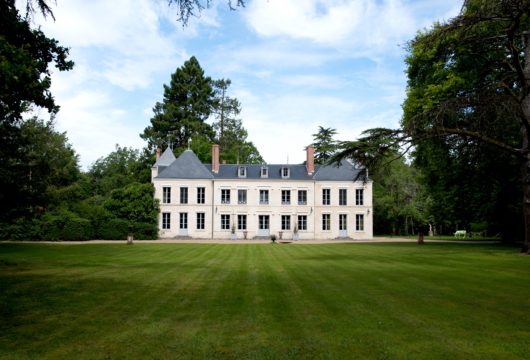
[1,243,529,359]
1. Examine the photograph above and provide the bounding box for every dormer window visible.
[261,166,268,178]
[238,166,247,178]
[281,167,290,179]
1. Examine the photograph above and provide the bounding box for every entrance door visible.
[258,215,270,237]
[339,214,347,238]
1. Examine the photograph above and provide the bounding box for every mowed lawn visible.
[1,243,529,359]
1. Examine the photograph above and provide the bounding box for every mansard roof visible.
[155,149,367,181]
[157,149,213,179]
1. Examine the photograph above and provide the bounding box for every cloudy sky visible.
[31,0,461,168]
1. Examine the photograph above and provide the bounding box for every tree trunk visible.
[521,33,530,254]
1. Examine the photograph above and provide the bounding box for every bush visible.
[131,222,158,240]
[40,210,93,241]
[98,218,129,240]
[0,218,40,240]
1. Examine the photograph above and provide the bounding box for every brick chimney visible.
[306,145,315,175]
[212,144,220,174]
[156,147,161,160]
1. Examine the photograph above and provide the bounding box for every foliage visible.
[39,209,93,241]
[371,155,427,235]
[168,0,245,25]
[104,182,159,226]
[0,0,73,124]
[311,126,338,164]
[335,0,530,250]
[141,56,216,155]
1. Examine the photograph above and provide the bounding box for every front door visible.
[258,215,270,237]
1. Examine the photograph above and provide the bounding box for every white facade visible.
[153,146,373,240]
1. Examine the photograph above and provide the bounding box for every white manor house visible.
[152,144,373,240]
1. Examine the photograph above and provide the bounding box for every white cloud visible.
[244,0,417,54]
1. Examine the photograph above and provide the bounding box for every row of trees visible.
[0,1,261,240]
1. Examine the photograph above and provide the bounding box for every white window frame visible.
[356,214,364,231]
[298,215,307,231]
[259,189,269,205]
[261,166,268,178]
[221,189,231,204]
[196,212,205,230]
[281,167,290,179]
[221,214,230,230]
[356,189,364,206]
[238,166,247,178]
[179,212,188,229]
[281,190,291,205]
[322,213,331,231]
[162,212,171,230]
[339,214,348,231]
[197,187,205,204]
[180,187,188,204]
[281,215,291,230]
[339,189,347,206]
[162,186,171,204]
[298,190,307,205]
[238,189,247,204]
[238,214,247,230]
[322,188,331,205]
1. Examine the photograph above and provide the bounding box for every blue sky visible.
[32,0,461,168]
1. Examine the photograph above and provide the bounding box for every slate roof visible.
[154,149,367,181]
[154,147,176,167]
[157,150,213,179]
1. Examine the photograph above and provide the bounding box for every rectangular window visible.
[261,166,268,178]
[322,214,331,231]
[281,190,291,205]
[259,215,270,230]
[356,189,364,206]
[282,167,289,178]
[238,189,247,204]
[197,187,205,204]
[238,215,247,230]
[322,188,330,205]
[356,214,364,231]
[298,190,307,205]
[339,214,347,231]
[281,215,291,230]
[221,214,230,230]
[162,187,171,204]
[259,189,269,204]
[179,212,188,229]
[238,166,246,178]
[162,212,171,229]
[196,212,205,230]
[221,189,231,204]
[339,189,347,206]
[180,187,188,204]
[298,215,307,231]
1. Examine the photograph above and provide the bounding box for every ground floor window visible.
[322,214,331,231]
[221,214,230,230]
[179,212,188,229]
[356,214,364,231]
[238,215,247,230]
[281,215,290,230]
[196,212,205,230]
[339,214,347,231]
[259,215,270,230]
[298,215,307,231]
[162,212,170,229]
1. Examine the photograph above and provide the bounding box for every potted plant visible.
[230,224,237,240]
[293,224,299,241]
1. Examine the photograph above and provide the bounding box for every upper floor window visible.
[261,166,268,178]
[221,189,230,204]
[281,190,291,205]
[259,189,269,205]
[322,188,331,205]
[180,187,188,204]
[281,167,290,179]
[356,189,364,206]
[238,189,247,204]
[162,187,171,204]
[197,187,205,204]
[238,166,246,178]
[298,190,307,205]
[339,189,347,206]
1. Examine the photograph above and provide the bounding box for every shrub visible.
[99,218,129,240]
[131,222,158,240]
[40,210,93,241]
